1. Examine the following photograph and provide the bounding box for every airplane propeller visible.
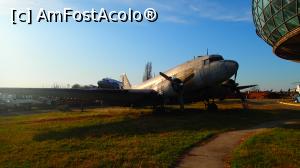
[223,79,244,103]
[223,79,257,107]
[159,72,195,111]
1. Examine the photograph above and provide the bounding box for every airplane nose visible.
[223,60,239,77]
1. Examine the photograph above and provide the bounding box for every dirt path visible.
[176,121,288,168]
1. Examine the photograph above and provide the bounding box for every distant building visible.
[252,0,300,62]
[296,85,300,94]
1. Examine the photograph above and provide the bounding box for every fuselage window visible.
[204,59,210,65]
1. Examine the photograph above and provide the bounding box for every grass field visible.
[231,122,300,168]
[0,100,299,168]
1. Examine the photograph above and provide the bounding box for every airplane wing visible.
[0,88,160,106]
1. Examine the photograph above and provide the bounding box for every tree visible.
[52,83,61,89]
[143,62,153,82]
[72,84,81,89]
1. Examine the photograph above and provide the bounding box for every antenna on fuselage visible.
[206,48,209,55]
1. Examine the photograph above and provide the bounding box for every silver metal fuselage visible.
[134,55,239,99]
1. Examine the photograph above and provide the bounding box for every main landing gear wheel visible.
[204,99,218,112]
[207,103,218,112]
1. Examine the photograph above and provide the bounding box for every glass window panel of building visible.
[253,0,300,45]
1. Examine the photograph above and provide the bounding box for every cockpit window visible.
[209,56,224,62]
[203,56,224,65]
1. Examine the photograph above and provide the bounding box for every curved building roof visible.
[252,0,300,62]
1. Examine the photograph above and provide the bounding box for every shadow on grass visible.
[33,107,300,141]
[279,121,300,129]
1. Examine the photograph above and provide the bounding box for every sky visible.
[0,0,299,90]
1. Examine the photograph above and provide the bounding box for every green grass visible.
[0,100,299,167]
[231,124,300,168]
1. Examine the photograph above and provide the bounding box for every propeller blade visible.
[222,79,238,88]
[159,72,172,81]
[159,72,189,111]
[236,89,245,102]
[183,73,195,84]
[234,72,238,82]
[178,91,185,111]
[237,85,257,90]
[235,87,248,108]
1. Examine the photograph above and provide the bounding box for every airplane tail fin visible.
[120,73,132,89]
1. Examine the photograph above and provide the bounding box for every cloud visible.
[163,16,190,24]
[89,0,186,23]
[98,0,252,23]
[188,1,252,22]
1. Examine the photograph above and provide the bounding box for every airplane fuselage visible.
[134,55,239,99]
